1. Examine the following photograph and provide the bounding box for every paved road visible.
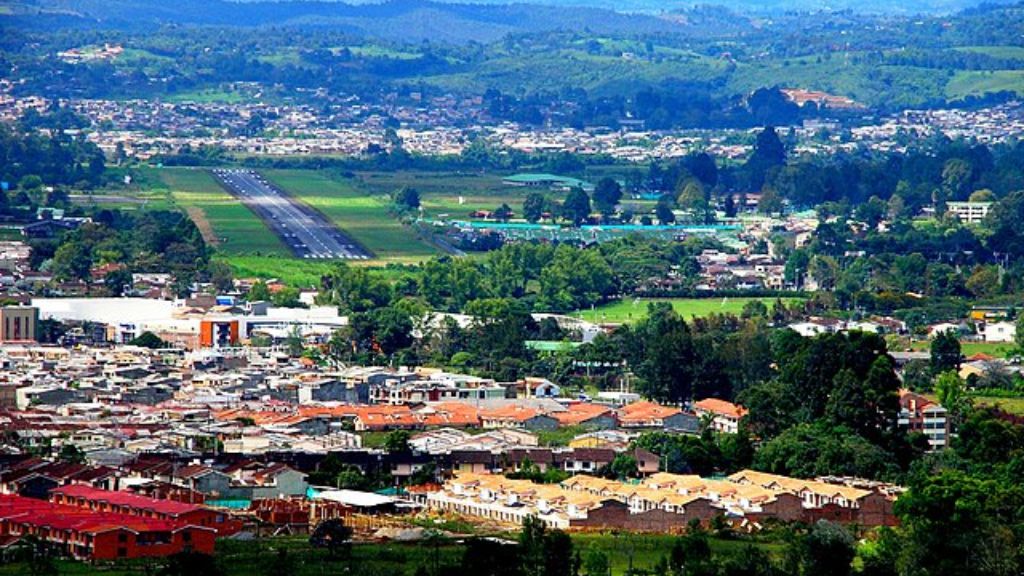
[211,169,370,260]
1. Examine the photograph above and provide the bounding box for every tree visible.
[495,203,514,222]
[520,516,547,576]
[746,127,786,190]
[987,190,1024,255]
[130,331,167,349]
[934,370,969,423]
[265,548,295,576]
[609,454,637,479]
[524,192,546,223]
[158,551,224,576]
[462,538,524,576]
[394,186,421,211]
[797,521,855,576]
[385,429,411,453]
[542,529,574,576]
[248,280,271,302]
[635,304,696,403]
[825,356,900,442]
[51,242,92,281]
[271,286,302,308]
[930,330,962,375]
[970,189,997,202]
[856,195,888,228]
[807,255,838,291]
[207,260,234,293]
[677,180,709,223]
[1015,313,1024,353]
[592,177,622,218]
[562,188,591,226]
[57,443,86,464]
[582,549,609,576]
[965,265,1000,298]
[309,519,353,561]
[754,422,897,479]
[893,471,1024,576]
[103,268,133,296]
[758,186,784,215]
[655,200,675,224]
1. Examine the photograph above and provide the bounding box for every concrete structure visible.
[49,484,240,535]
[425,470,898,531]
[947,201,992,224]
[979,320,1016,343]
[0,495,217,560]
[0,306,37,343]
[898,390,950,450]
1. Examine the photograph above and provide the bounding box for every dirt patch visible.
[185,206,219,246]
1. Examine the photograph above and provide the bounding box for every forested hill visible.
[4,0,701,42]
[417,0,1020,15]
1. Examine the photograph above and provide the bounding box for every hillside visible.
[4,0,697,42]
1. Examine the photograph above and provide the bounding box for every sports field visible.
[264,170,437,260]
[575,297,804,324]
[150,167,290,256]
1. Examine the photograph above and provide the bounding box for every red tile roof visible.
[0,495,205,534]
[50,484,207,517]
[693,398,748,419]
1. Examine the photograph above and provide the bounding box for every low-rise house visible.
[617,401,698,432]
[897,390,950,450]
[693,398,748,434]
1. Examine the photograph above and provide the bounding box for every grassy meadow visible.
[0,531,788,576]
[575,297,804,324]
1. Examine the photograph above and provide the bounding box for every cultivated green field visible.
[148,167,290,256]
[264,169,437,260]
[576,297,804,324]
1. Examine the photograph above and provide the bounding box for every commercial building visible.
[0,306,37,343]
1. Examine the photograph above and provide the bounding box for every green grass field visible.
[264,169,437,260]
[907,340,1016,359]
[0,531,786,576]
[946,70,1024,99]
[575,297,804,324]
[150,167,290,256]
[970,395,1024,415]
[954,45,1024,59]
[217,255,339,288]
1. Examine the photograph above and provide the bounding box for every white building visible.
[947,201,992,224]
[979,321,1017,343]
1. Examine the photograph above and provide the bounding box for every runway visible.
[211,169,370,260]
